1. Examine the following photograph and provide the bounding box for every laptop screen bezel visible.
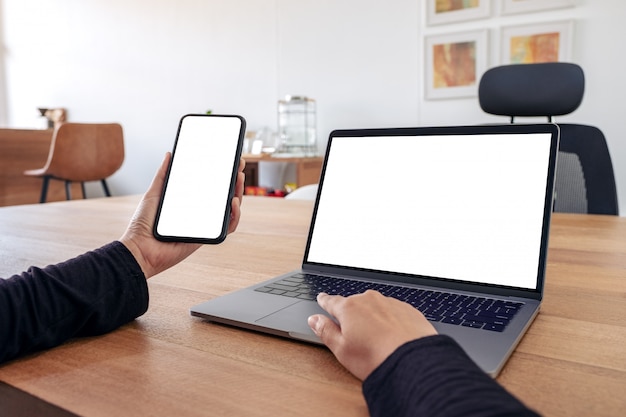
[301,124,560,301]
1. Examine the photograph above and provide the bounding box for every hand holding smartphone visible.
[154,114,246,244]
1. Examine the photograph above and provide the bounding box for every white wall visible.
[1,0,278,195]
[1,0,625,213]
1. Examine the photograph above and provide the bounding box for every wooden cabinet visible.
[242,154,323,189]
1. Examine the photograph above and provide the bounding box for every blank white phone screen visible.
[156,115,243,240]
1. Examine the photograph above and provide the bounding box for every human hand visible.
[120,152,245,278]
[307,290,438,380]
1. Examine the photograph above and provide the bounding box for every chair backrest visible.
[478,63,619,215]
[43,123,125,182]
[479,62,585,122]
[554,124,618,215]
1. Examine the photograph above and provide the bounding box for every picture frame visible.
[501,0,574,15]
[501,20,573,64]
[426,0,490,26]
[424,30,488,100]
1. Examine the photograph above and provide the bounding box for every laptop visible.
[191,123,560,377]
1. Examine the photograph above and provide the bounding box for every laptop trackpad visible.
[255,301,328,342]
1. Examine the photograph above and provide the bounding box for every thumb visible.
[308,314,342,349]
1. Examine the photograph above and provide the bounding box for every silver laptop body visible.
[191,123,560,377]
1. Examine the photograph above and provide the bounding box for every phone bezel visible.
[153,113,246,244]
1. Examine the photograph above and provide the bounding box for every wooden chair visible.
[24,123,125,203]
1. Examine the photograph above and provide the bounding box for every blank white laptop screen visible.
[306,133,553,290]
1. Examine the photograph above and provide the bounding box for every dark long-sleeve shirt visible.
[363,335,540,417]
[1,241,538,416]
[0,241,148,364]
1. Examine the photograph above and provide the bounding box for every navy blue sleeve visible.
[363,335,541,417]
[0,241,149,364]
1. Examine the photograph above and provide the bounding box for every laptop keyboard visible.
[255,273,523,332]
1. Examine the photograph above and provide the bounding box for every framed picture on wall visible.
[426,0,490,26]
[501,20,573,64]
[501,0,574,15]
[424,30,488,100]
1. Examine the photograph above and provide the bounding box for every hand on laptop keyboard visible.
[257,273,522,332]
[307,290,437,380]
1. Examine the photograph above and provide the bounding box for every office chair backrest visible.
[555,124,618,215]
[45,123,125,182]
[479,62,585,122]
[478,62,619,215]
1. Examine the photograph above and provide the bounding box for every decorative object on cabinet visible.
[37,107,67,129]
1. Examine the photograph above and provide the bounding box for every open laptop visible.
[191,123,560,377]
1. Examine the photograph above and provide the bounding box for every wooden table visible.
[0,196,625,416]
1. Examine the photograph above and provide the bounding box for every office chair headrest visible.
[479,62,585,118]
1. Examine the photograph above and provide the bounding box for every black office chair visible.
[479,62,619,215]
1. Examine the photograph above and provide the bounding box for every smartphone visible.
[154,114,246,244]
